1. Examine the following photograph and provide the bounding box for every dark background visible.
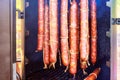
[25,0,110,80]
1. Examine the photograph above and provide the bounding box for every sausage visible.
[49,0,58,68]
[84,68,101,80]
[69,0,79,75]
[37,0,44,51]
[60,0,69,68]
[79,0,89,71]
[90,0,97,65]
[43,3,50,69]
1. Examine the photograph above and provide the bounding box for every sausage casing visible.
[60,0,69,67]
[69,0,79,75]
[49,0,58,67]
[43,4,50,68]
[90,0,97,65]
[37,0,44,51]
[84,68,101,80]
[80,0,89,69]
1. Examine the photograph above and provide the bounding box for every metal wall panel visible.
[0,0,12,80]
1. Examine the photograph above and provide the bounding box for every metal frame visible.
[10,0,16,80]
[111,0,120,80]
[16,0,25,80]
[0,0,16,80]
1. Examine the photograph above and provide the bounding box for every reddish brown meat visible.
[80,0,89,70]
[60,0,69,68]
[90,0,97,65]
[37,0,44,51]
[43,4,50,69]
[49,0,58,68]
[84,68,101,80]
[69,0,79,75]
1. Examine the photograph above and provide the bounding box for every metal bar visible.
[16,0,25,79]
[111,0,120,80]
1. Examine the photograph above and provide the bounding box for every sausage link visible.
[37,0,44,51]
[49,0,58,68]
[69,0,79,75]
[90,0,97,65]
[60,0,69,67]
[84,68,101,80]
[80,0,89,70]
[43,3,50,69]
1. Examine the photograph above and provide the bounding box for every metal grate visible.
[25,61,97,80]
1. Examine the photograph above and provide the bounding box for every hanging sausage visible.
[43,2,50,69]
[37,0,44,51]
[90,0,97,65]
[80,0,90,74]
[84,68,101,80]
[60,0,69,71]
[69,0,79,76]
[49,0,58,68]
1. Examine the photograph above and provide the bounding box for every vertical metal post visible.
[10,0,16,80]
[111,0,120,80]
[16,0,25,79]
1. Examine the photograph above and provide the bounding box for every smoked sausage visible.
[60,0,69,69]
[37,0,44,51]
[80,0,89,72]
[49,0,58,68]
[43,3,50,69]
[90,0,97,65]
[69,0,79,75]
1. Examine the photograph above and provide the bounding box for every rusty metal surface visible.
[0,0,12,80]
